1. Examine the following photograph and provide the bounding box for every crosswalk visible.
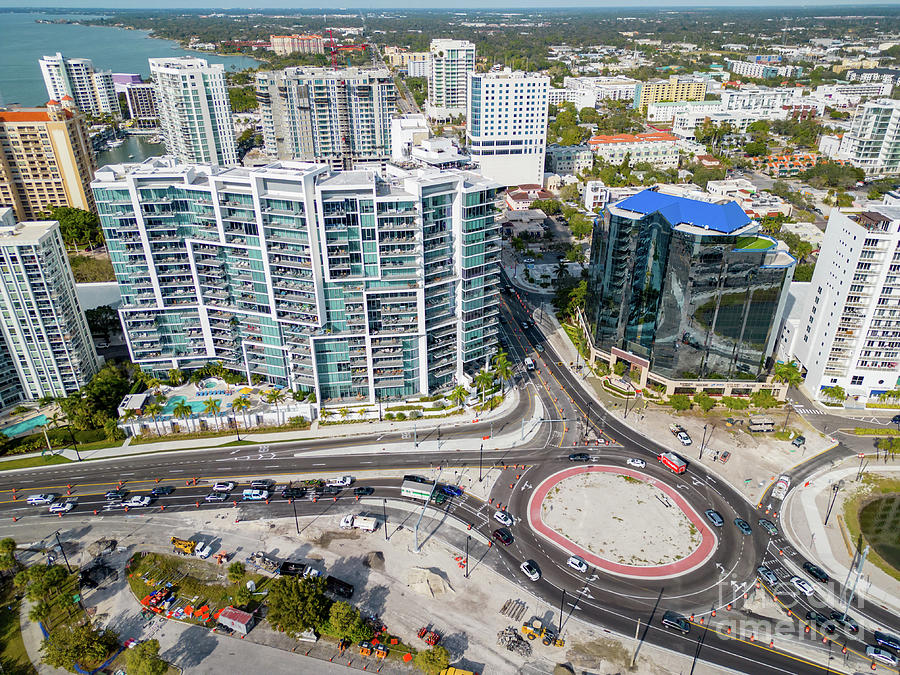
[792,406,825,416]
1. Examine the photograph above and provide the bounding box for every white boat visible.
[107,139,124,148]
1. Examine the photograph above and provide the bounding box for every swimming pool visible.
[161,396,221,416]
[2,414,48,438]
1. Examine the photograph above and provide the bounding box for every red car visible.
[492,528,513,545]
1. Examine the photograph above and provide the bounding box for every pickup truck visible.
[669,424,692,446]
[327,476,354,487]
[771,475,791,500]
[340,514,377,532]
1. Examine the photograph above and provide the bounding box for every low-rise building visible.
[505,184,553,210]
[498,209,547,239]
[634,75,707,113]
[548,88,597,109]
[562,76,637,102]
[847,68,900,86]
[588,132,680,169]
[725,59,803,80]
[814,82,893,107]
[390,114,430,163]
[646,100,722,123]
[545,144,593,176]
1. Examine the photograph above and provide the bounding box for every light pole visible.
[54,531,72,573]
[478,443,484,482]
[292,498,299,534]
[382,499,388,541]
[700,424,709,460]
[824,480,843,526]
[782,404,793,433]
[465,535,470,579]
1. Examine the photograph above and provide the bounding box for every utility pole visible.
[824,480,843,526]
[558,588,566,635]
[413,422,417,448]
[465,535,470,579]
[292,498,299,534]
[54,531,72,573]
[631,618,641,667]
[414,469,442,552]
[382,499,388,541]
[782,404,792,433]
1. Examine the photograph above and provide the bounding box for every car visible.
[194,541,212,559]
[150,486,174,497]
[704,510,724,527]
[790,576,814,597]
[242,489,270,501]
[568,452,591,462]
[802,561,829,583]
[519,560,540,581]
[805,611,836,634]
[494,510,513,527]
[102,502,128,511]
[874,631,900,651]
[48,498,77,514]
[322,485,341,495]
[756,565,779,586]
[791,435,806,447]
[867,646,899,667]
[660,611,691,634]
[431,492,447,506]
[123,638,140,649]
[307,490,323,502]
[523,257,535,264]
[353,486,374,497]
[566,556,588,573]
[26,494,57,506]
[205,492,228,502]
[626,458,646,469]
[281,487,306,499]
[535,344,544,353]
[440,485,464,497]
[493,528,513,546]
[892,414,900,425]
[758,518,778,536]
[734,518,752,535]
[829,611,859,634]
[520,321,529,331]
[676,431,692,446]
[719,451,731,464]
[213,482,235,493]
[125,495,151,508]
[250,479,273,490]
[105,489,127,502]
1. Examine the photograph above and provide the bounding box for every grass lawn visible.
[842,474,900,583]
[0,582,37,675]
[0,455,70,472]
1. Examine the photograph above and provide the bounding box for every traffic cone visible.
[711,609,716,617]
[196,501,200,508]
[727,603,732,611]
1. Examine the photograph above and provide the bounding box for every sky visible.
[2,1,898,7]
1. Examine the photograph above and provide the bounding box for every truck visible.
[748,416,776,432]
[658,452,687,474]
[171,537,197,556]
[340,514,378,532]
[325,575,354,599]
[327,476,354,487]
[524,357,535,371]
[401,478,436,500]
[771,475,791,500]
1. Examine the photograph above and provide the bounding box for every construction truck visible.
[520,619,565,647]
[171,537,197,556]
[440,669,477,675]
[340,514,377,532]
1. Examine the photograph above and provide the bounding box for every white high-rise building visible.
[467,69,549,186]
[781,207,900,402]
[39,52,119,117]
[0,208,100,403]
[427,39,475,121]
[256,67,396,170]
[834,99,900,176]
[149,57,237,166]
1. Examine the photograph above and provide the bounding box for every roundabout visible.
[527,465,719,579]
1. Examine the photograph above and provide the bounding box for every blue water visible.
[161,396,221,416]
[0,12,262,107]
[2,414,48,438]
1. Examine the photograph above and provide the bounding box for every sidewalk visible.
[20,599,68,675]
[781,460,900,620]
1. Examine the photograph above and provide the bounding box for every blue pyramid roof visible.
[615,189,751,234]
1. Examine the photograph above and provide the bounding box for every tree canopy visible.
[125,639,169,675]
[266,575,330,638]
[39,207,104,249]
[41,624,119,672]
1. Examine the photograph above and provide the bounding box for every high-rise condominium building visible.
[149,57,237,166]
[0,207,100,404]
[256,67,396,170]
[466,69,549,187]
[124,83,158,130]
[781,207,900,401]
[834,99,900,176]
[39,52,119,118]
[91,157,501,402]
[0,100,96,221]
[269,34,325,56]
[427,39,476,121]
[634,75,708,113]
[586,188,795,393]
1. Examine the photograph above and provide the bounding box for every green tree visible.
[234,585,252,606]
[414,646,451,675]
[232,395,252,431]
[172,400,194,433]
[39,206,104,249]
[203,398,222,431]
[327,600,371,640]
[228,85,258,112]
[750,390,779,409]
[265,389,287,425]
[743,141,768,157]
[559,183,580,202]
[772,362,803,389]
[143,402,163,436]
[167,368,185,386]
[693,392,716,413]
[474,368,494,405]
[492,352,514,394]
[449,385,468,410]
[530,198,562,215]
[125,639,168,675]
[103,418,125,441]
[41,624,119,671]
[0,537,16,573]
[84,305,119,339]
[266,575,329,638]
[227,561,246,584]
[721,396,749,411]
[669,394,692,411]
[820,385,846,403]
[568,212,593,239]
[29,600,52,624]
[613,361,627,377]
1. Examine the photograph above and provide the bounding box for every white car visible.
[519,561,541,581]
[523,257,535,264]
[790,576,814,597]
[494,510,513,527]
[48,498,77,514]
[213,482,235,493]
[676,432,692,446]
[125,495,151,508]
[566,556,588,573]
[867,646,898,666]
[194,541,212,559]
[626,458,646,469]
[27,494,57,506]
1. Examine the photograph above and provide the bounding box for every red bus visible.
[658,452,687,474]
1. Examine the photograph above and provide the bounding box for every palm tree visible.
[167,368,185,386]
[339,407,350,422]
[172,400,194,433]
[143,402,163,436]
[449,385,468,411]
[120,408,139,437]
[203,398,222,431]
[265,389,287,425]
[232,395,252,432]
[821,385,846,404]
[772,361,803,389]
[474,369,494,405]
[492,352,513,394]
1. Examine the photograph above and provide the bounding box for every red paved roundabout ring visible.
[527,466,718,580]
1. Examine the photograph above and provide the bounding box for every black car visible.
[354,486,374,496]
[805,611,836,634]
[803,561,829,583]
[492,528,513,546]
[874,631,900,651]
[281,487,306,499]
[250,479,274,491]
[661,611,691,634]
[323,485,341,495]
[105,489,127,502]
[734,518,752,535]
[892,414,900,425]
[829,611,859,634]
[150,486,174,497]
[568,453,591,462]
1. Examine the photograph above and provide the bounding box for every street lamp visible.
[465,535,470,579]
[66,424,81,462]
[824,480,844,526]
[478,443,484,482]
[700,424,709,460]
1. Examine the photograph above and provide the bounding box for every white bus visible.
[400,478,435,500]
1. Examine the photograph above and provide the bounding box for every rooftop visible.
[589,132,677,145]
[614,189,752,235]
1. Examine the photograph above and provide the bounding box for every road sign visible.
[72,594,81,603]
[857,453,865,459]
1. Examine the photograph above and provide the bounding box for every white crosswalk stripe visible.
[792,406,825,416]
